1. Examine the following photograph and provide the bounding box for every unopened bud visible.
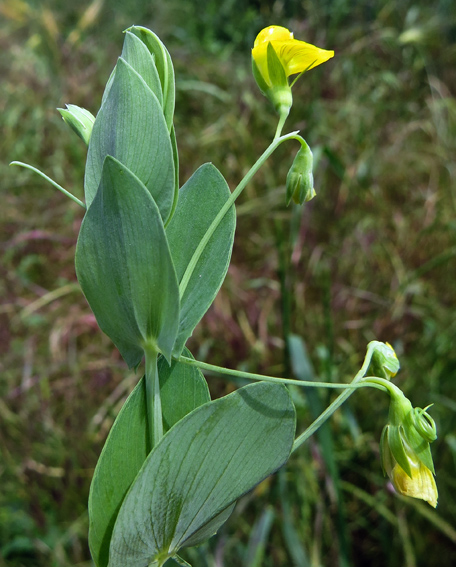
[58,104,95,146]
[368,341,400,379]
[286,144,315,205]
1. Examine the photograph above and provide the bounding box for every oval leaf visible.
[76,156,179,366]
[121,31,163,106]
[128,25,175,132]
[89,348,210,567]
[166,164,236,355]
[85,57,174,223]
[158,352,210,432]
[108,382,296,566]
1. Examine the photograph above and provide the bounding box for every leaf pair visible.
[88,349,210,567]
[76,26,235,366]
[85,31,176,222]
[89,359,296,567]
[76,156,235,365]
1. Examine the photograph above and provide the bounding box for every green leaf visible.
[166,164,236,355]
[89,348,210,567]
[100,66,116,107]
[85,57,175,223]
[108,382,296,567]
[88,378,148,567]
[167,125,179,226]
[158,349,211,432]
[128,25,175,132]
[76,156,179,366]
[121,30,163,106]
[179,503,235,549]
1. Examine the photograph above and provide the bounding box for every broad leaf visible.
[89,348,209,567]
[128,25,175,132]
[76,156,179,366]
[121,30,163,105]
[167,125,179,226]
[158,350,210,432]
[166,164,236,355]
[108,382,296,567]
[85,57,174,223]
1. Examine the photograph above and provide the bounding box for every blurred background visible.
[1,0,455,565]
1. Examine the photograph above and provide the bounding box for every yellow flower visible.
[391,458,438,508]
[380,396,438,507]
[252,25,334,88]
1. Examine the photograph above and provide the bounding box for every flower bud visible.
[368,341,400,379]
[286,144,315,205]
[58,104,95,146]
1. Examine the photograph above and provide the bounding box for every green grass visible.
[1,0,456,565]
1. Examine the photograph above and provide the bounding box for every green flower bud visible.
[58,104,95,146]
[286,144,315,205]
[367,341,400,379]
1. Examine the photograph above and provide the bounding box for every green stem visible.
[360,376,402,397]
[178,130,303,298]
[145,346,162,449]
[291,343,377,453]
[274,109,289,140]
[177,355,359,390]
[10,161,86,209]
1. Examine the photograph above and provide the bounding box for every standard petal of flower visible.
[254,25,293,47]
[391,461,438,508]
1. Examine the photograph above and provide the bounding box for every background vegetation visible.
[1,0,455,565]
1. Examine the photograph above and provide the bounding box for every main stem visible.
[291,343,377,453]
[178,130,303,298]
[144,345,163,449]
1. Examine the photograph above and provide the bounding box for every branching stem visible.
[178,130,305,298]
[291,343,377,453]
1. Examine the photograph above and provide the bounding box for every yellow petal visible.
[274,40,334,76]
[392,461,438,508]
[254,25,294,47]
[252,26,334,84]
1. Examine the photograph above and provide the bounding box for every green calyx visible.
[268,85,292,115]
[384,388,437,478]
[252,47,292,116]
